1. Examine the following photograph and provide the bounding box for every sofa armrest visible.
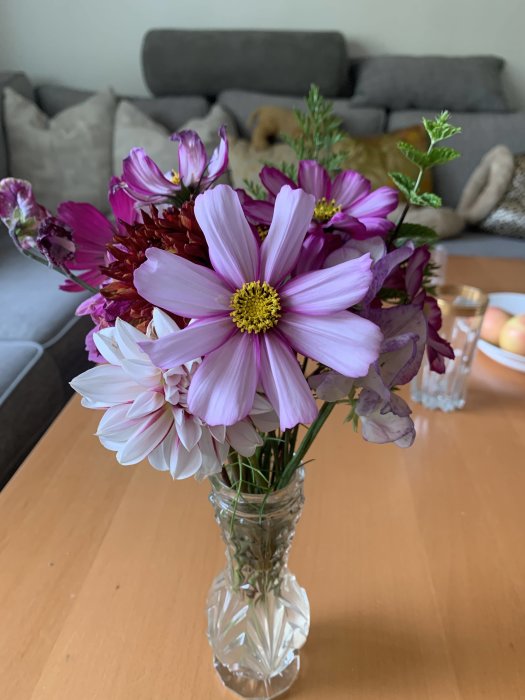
[0,72,33,179]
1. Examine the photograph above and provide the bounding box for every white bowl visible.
[477,292,525,372]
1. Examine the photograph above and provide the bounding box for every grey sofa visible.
[1,29,525,486]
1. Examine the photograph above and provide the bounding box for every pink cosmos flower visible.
[121,127,229,204]
[71,309,278,478]
[241,160,399,239]
[57,177,136,291]
[134,184,382,430]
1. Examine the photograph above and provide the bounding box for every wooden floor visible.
[0,255,525,699]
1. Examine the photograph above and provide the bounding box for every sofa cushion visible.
[0,340,64,487]
[441,232,525,259]
[35,85,210,132]
[143,30,347,97]
[350,56,508,112]
[113,101,237,178]
[387,111,525,207]
[4,87,116,212]
[0,72,33,179]
[0,232,91,381]
[218,90,386,139]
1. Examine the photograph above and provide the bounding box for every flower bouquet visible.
[0,86,459,699]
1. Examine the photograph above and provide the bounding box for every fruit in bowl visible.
[477,293,525,372]
[480,307,511,345]
[499,314,525,355]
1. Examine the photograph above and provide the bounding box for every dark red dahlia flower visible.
[100,201,210,332]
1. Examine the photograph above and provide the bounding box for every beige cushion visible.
[3,87,116,212]
[228,139,297,190]
[113,101,238,177]
[457,144,515,224]
[389,204,466,239]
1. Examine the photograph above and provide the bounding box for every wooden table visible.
[1,256,525,700]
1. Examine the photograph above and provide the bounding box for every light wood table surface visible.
[1,256,525,700]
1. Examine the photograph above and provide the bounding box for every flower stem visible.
[276,401,335,490]
[20,247,99,294]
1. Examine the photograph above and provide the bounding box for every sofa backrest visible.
[142,29,349,98]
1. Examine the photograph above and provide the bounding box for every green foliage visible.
[394,223,439,248]
[389,171,416,200]
[283,84,348,175]
[389,111,461,236]
[243,179,267,200]
[422,111,462,142]
[409,191,442,208]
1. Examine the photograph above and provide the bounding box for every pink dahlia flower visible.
[134,185,382,430]
[70,309,277,478]
[57,177,136,291]
[121,127,229,204]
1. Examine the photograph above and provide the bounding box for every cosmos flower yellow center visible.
[314,197,342,223]
[170,170,181,185]
[256,225,269,241]
[230,281,281,333]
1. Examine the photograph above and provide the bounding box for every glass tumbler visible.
[411,284,488,411]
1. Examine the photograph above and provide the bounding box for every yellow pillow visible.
[248,106,432,197]
[337,125,433,195]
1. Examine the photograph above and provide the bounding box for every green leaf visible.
[284,84,347,175]
[422,112,462,143]
[409,191,442,208]
[389,171,416,199]
[242,179,266,200]
[397,142,460,170]
[424,146,461,167]
[394,222,439,247]
[397,141,428,168]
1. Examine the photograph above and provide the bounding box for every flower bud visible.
[36,216,76,266]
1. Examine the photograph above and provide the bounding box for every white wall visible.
[1,0,524,109]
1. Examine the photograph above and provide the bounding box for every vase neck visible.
[209,469,305,596]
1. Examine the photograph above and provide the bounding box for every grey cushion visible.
[218,90,386,139]
[0,340,64,487]
[35,85,210,133]
[387,110,525,207]
[350,56,508,112]
[4,87,116,212]
[0,233,91,382]
[143,30,347,97]
[0,72,33,179]
[441,232,525,259]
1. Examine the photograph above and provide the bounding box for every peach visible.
[480,306,511,345]
[499,314,525,355]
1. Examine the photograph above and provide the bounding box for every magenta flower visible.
[36,216,76,266]
[247,160,398,239]
[121,127,229,204]
[57,177,136,292]
[134,185,382,430]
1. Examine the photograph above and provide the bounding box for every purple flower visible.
[0,178,48,250]
[134,185,382,430]
[312,303,427,447]
[241,161,398,239]
[383,245,454,373]
[121,127,229,204]
[36,216,76,266]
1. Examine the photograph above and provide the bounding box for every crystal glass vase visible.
[206,468,309,699]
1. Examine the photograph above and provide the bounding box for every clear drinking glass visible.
[411,284,488,411]
[206,468,309,699]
